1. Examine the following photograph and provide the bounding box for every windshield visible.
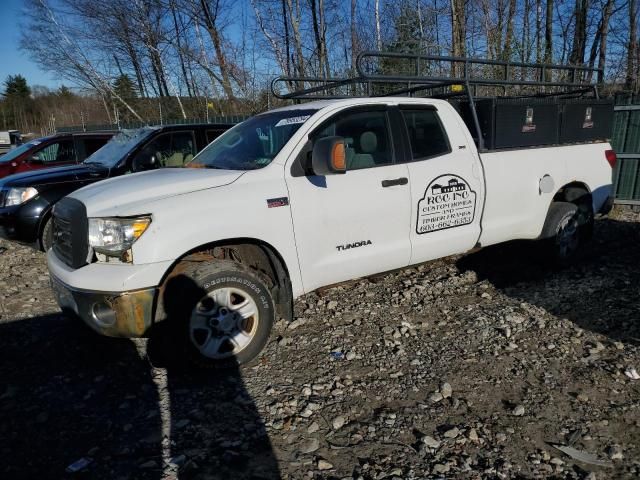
[0,140,41,163]
[189,109,318,170]
[84,127,155,167]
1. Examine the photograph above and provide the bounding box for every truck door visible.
[398,105,484,264]
[286,107,412,293]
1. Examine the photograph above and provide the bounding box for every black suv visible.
[0,123,231,250]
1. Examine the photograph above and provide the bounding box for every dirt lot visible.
[0,209,638,479]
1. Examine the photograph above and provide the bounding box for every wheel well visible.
[553,182,592,210]
[155,240,294,324]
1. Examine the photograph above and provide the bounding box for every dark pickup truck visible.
[0,131,114,179]
[0,123,231,250]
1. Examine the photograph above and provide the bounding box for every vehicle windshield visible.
[84,127,156,167]
[188,109,318,170]
[0,140,41,163]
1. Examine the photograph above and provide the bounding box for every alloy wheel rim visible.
[189,287,260,360]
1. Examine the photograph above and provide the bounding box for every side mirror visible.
[30,154,43,164]
[311,136,346,175]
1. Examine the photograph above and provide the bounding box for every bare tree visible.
[309,0,330,77]
[626,0,638,90]
[451,0,466,76]
[25,0,144,121]
[375,0,382,51]
[544,0,553,64]
[351,0,359,74]
[569,0,589,65]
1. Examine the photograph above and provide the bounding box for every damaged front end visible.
[50,274,156,337]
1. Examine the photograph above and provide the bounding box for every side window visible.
[131,133,171,171]
[83,137,108,157]
[401,109,450,160]
[206,129,226,144]
[166,131,197,167]
[315,110,393,171]
[36,140,76,163]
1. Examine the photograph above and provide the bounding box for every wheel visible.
[40,217,53,252]
[540,202,581,266]
[563,187,594,240]
[163,260,275,369]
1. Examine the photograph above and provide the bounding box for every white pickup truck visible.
[47,97,615,368]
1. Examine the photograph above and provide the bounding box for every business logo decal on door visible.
[417,174,477,234]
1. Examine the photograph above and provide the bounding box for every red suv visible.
[0,132,114,179]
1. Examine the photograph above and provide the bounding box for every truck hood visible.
[71,168,245,216]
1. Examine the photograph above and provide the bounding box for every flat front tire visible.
[163,260,275,369]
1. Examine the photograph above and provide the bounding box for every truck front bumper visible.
[49,273,156,337]
[46,250,173,338]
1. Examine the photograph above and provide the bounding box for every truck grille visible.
[0,190,5,208]
[52,198,89,269]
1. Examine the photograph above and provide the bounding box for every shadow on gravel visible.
[0,314,162,479]
[147,273,280,480]
[0,279,279,479]
[457,218,640,345]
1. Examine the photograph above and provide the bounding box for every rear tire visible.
[162,260,275,369]
[540,202,581,266]
[564,187,594,240]
[40,217,53,252]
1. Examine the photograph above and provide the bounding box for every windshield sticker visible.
[275,115,310,127]
[417,174,477,234]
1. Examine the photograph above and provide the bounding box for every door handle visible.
[381,177,408,188]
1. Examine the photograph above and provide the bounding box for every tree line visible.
[3,0,639,132]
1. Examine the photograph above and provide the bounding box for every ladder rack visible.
[270,51,604,150]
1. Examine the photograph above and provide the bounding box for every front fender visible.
[129,173,305,297]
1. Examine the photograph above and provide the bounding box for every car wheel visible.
[541,202,581,266]
[163,259,275,369]
[40,217,53,252]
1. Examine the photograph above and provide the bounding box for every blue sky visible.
[0,0,62,89]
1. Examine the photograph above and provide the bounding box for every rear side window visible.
[168,131,197,167]
[401,109,450,160]
[37,139,76,163]
[131,131,197,171]
[206,129,226,144]
[83,137,109,157]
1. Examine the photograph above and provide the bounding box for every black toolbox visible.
[456,97,560,149]
[558,98,614,143]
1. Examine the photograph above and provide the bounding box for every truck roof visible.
[268,97,446,114]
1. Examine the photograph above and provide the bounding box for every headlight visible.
[88,216,151,256]
[4,187,38,206]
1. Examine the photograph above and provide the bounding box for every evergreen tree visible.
[2,75,31,100]
[57,85,74,99]
[113,75,138,100]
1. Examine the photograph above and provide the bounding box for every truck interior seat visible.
[348,131,377,170]
[343,137,355,166]
[166,136,196,167]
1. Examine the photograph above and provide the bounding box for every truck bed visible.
[478,141,613,247]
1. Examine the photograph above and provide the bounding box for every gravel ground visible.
[0,208,639,479]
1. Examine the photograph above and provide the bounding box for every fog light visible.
[92,301,116,326]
